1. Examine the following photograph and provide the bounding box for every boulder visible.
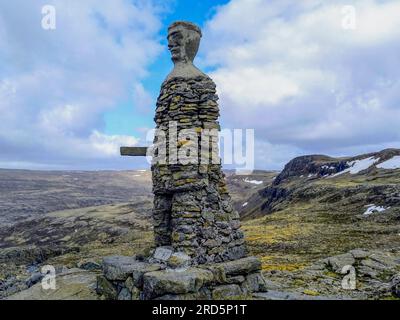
[103,256,136,281]
[102,256,161,282]
[143,268,214,299]
[132,263,163,288]
[225,275,245,285]
[360,258,387,272]
[124,277,141,300]
[241,272,268,293]
[25,272,44,288]
[391,274,400,298]
[96,275,117,300]
[77,260,102,271]
[349,249,369,259]
[221,256,262,276]
[369,252,399,269]
[324,253,355,273]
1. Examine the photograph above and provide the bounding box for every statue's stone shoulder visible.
[162,74,213,89]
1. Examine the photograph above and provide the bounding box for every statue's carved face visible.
[168,25,200,64]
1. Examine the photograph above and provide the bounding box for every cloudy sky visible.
[0,0,399,170]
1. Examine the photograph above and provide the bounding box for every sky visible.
[0,0,399,171]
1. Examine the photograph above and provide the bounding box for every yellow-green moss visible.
[303,289,320,296]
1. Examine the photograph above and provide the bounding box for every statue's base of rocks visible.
[96,247,268,300]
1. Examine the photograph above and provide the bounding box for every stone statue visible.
[98,21,267,300]
[151,21,246,264]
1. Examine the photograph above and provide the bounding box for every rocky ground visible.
[0,169,271,299]
[1,149,400,300]
[0,169,152,227]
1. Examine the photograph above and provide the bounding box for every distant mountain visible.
[241,149,400,220]
[274,148,400,184]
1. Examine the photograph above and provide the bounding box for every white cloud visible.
[133,83,154,113]
[202,0,400,168]
[89,130,138,157]
[212,67,301,106]
[0,0,162,169]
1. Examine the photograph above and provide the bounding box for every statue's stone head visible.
[168,21,202,64]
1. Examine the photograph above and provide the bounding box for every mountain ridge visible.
[242,148,400,219]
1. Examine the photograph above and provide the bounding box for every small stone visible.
[118,288,132,300]
[25,272,43,288]
[55,266,69,275]
[125,277,135,291]
[349,249,369,259]
[77,260,101,271]
[391,274,400,298]
[167,252,191,269]
[204,239,221,248]
[226,275,245,284]
[223,245,247,261]
[131,286,141,300]
[96,275,117,300]
[103,256,161,283]
[201,211,215,222]
[242,272,268,293]
[262,279,283,290]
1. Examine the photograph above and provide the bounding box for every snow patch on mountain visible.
[244,178,263,185]
[376,156,400,170]
[363,204,390,216]
[331,157,379,177]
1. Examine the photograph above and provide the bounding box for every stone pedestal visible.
[96,252,268,300]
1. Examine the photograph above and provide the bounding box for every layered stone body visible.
[151,75,247,264]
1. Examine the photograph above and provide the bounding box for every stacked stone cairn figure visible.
[96,21,268,300]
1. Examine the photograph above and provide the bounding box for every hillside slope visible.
[242,148,400,220]
[236,149,400,299]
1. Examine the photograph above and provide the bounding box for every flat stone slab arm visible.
[120,147,148,157]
